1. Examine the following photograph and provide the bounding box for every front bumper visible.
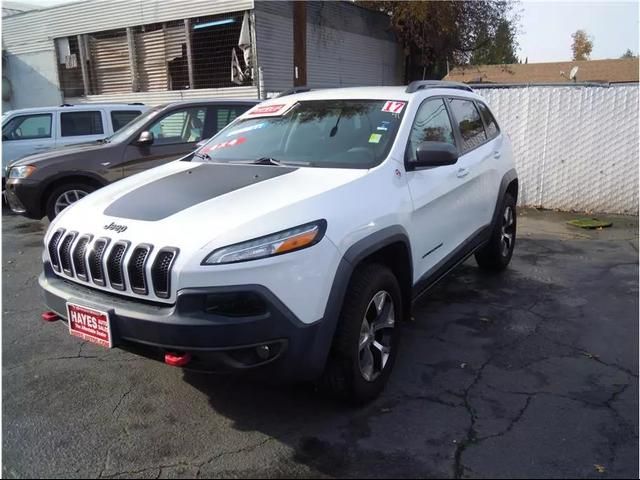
[39,263,333,381]
[5,179,43,218]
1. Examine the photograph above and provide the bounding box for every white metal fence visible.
[477,84,639,215]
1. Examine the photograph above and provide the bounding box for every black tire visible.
[45,182,96,221]
[321,263,403,404]
[475,192,517,271]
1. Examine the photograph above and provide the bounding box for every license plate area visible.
[66,303,113,348]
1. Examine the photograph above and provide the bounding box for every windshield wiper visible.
[194,151,212,161]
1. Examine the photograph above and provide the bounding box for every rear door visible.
[446,97,496,238]
[57,109,107,146]
[120,106,209,178]
[2,113,55,172]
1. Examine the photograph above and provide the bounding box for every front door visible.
[404,97,468,281]
[2,113,55,173]
[121,106,209,178]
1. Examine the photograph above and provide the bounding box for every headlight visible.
[9,165,36,179]
[202,220,327,265]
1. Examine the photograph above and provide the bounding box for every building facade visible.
[2,0,403,110]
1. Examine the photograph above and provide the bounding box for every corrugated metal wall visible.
[478,84,639,214]
[254,1,402,95]
[2,0,253,55]
[89,30,131,94]
[253,1,294,95]
[305,2,401,88]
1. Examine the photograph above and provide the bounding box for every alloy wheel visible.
[358,290,395,382]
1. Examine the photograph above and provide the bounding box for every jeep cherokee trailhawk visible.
[40,81,518,403]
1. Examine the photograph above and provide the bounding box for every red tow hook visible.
[164,352,192,367]
[41,311,60,322]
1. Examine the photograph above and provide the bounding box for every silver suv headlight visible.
[9,165,36,179]
[202,220,327,265]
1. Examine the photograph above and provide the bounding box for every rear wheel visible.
[321,263,402,404]
[46,183,96,221]
[475,192,517,271]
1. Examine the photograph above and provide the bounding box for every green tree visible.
[620,49,637,59]
[470,19,519,65]
[571,30,593,61]
[357,1,519,80]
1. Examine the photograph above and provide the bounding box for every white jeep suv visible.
[39,82,518,403]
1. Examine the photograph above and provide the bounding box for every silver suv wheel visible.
[54,189,88,216]
[358,290,395,382]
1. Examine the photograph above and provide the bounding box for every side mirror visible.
[137,131,154,146]
[409,141,458,170]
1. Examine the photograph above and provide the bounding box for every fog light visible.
[256,345,271,360]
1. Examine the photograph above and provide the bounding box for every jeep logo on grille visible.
[104,222,128,233]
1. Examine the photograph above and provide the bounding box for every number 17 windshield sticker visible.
[381,101,406,114]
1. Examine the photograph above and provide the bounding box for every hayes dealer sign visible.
[66,303,112,348]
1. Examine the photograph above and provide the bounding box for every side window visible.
[60,111,104,137]
[111,110,142,132]
[148,107,206,145]
[216,105,251,133]
[447,99,487,153]
[476,102,499,140]
[406,98,455,163]
[2,114,52,141]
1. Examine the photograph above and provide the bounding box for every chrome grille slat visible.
[48,229,65,271]
[106,241,130,291]
[151,248,179,299]
[128,244,152,295]
[72,235,92,281]
[88,238,110,286]
[58,232,77,277]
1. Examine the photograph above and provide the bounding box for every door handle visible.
[493,150,501,159]
[101,162,111,166]
[456,168,469,178]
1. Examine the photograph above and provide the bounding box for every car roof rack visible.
[59,103,74,107]
[405,81,473,93]
[276,86,313,98]
[128,102,145,105]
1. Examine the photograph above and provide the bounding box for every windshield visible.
[195,100,405,169]
[105,105,164,143]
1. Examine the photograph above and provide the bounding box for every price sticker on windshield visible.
[381,101,406,114]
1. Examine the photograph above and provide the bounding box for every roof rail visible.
[276,86,312,98]
[405,81,473,93]
[128,102,145,105]
[59,103,74,107]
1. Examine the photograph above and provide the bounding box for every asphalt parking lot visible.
[2,208,638,479]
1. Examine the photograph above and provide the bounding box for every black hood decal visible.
[103,163,298,221]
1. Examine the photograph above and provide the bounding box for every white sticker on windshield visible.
[226,122,265,137]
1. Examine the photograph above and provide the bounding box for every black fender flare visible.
[303,226,413,378]
[491,168,518,228]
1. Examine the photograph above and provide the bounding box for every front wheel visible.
[45,183,96,221]
[321,263,402,404]
[475,192,517,271]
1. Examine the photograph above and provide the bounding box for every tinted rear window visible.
[61,111,104,136]
[477,102,499,139]
[111,110,142,132]
[448,99,487,152]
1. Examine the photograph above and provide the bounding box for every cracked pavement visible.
[2,208,638,478]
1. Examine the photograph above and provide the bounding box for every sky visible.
[517,0,639,62]
[17,0,640,64]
